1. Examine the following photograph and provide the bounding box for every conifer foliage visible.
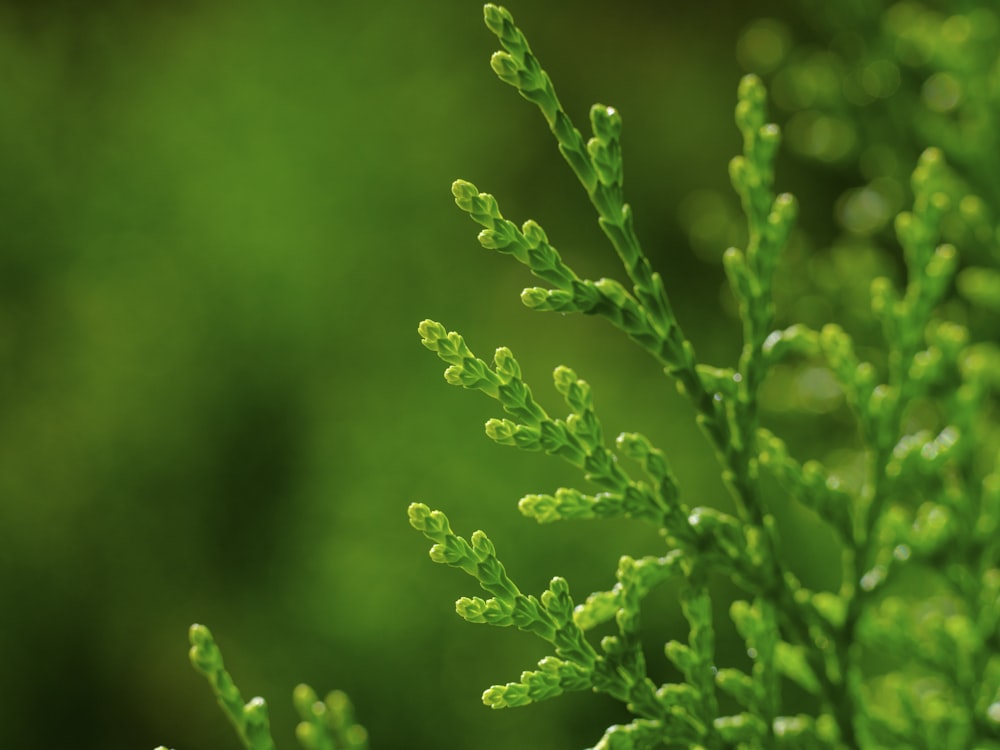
[166,4,1000,749]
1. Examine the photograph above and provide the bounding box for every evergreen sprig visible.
[158,625,368,750]
[187,623,278,750]
[412,4,1000,749]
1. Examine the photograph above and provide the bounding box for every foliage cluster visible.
[163,3,1000,748]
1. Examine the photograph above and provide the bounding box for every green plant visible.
[162,3,1000,748]
[155,624,368,750]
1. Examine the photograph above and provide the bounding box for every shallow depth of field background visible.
[0,1,881,748]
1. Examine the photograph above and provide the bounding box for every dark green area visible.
[0,2,865,748]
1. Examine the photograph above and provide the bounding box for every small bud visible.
[738,73,767,108]
[477,229,500,249]
[518,493,558,523]
[552,365,577,394]
[493,347,521,381]
[520,286,575,311]
[757,122,782,164]
[589,103,622,143]
[616,432,648,459]
[723,247,752,301]
[481,685,510,709]
[519,287,548,309]
[295,722,320,749]
[925,243,957,281]
[456,596,489,621]
[417,319,447,350]
[894,211,922,257]
[490,50,521,86]
[451,178,479,203]
[471,530,496,560]
[769,192,797,226]
[521,219,548,248]
[292,683,321,718]
[728,155,751,195]
[664,641,694,672]
[406,502,432,532]
[443,364,465,387]
[485,417,518,444]
[592,277,629,306]
[482,3,513,36]
[869,276,896,317]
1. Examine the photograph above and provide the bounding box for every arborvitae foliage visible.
[410,4,1000,749]
[165,3,1000,749]
[155,625,368,750]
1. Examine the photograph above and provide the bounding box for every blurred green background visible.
[0,1,863,748]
